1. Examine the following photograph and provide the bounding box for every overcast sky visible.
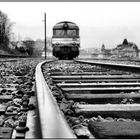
[0,2,140,49]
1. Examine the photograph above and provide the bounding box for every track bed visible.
[42,60,140,138]
[0,58,43,138]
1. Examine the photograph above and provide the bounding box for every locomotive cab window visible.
[67,30,77,36]
[53,30,65,36]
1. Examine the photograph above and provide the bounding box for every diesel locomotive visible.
[52,21,80,60]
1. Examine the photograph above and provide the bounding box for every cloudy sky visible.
[0,2,140,49]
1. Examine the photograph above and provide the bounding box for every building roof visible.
[117,39,138,50]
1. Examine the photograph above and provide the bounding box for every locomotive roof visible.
[53,21,79,30]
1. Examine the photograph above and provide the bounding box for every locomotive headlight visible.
[56,42,59,46]
[72,42,76,46]
[72,46,78,51]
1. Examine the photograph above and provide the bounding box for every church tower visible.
[101,44,105,53]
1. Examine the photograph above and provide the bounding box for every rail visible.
[35,60,75,138]
[75,60,140,73]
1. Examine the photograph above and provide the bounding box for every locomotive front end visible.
[52,21,80,60]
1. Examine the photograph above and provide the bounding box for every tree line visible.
[0,10,52,57]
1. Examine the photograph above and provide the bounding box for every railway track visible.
[35,60,140,138]
[0,58,44,139]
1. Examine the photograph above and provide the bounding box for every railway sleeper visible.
[53,79,140,83]
[50,72,127,76]
[0,127,13,139]
[51,75,140,79]
[62,87,140,94]
[74,104,140,120]
[57,82,140,88]
[88,120,140,139]
[65,93,140,104]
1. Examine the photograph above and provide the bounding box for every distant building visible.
[101,39,139,59]
[112,39,139,58]
[101,44,112,58]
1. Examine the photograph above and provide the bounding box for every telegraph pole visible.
[44,13,47,59]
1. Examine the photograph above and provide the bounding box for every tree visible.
[0,10,14,51]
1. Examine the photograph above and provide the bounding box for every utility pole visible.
[44,13,47,59]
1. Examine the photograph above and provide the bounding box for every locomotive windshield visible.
[53,29,79,37]
[54,30,65,36]
[67,30,77,36]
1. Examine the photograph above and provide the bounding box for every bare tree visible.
[0,10,14,51]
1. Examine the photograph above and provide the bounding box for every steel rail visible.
[35,60,75,138]
[75,60,140,73]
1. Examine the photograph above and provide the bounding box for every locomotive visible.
[52,21,80,60]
